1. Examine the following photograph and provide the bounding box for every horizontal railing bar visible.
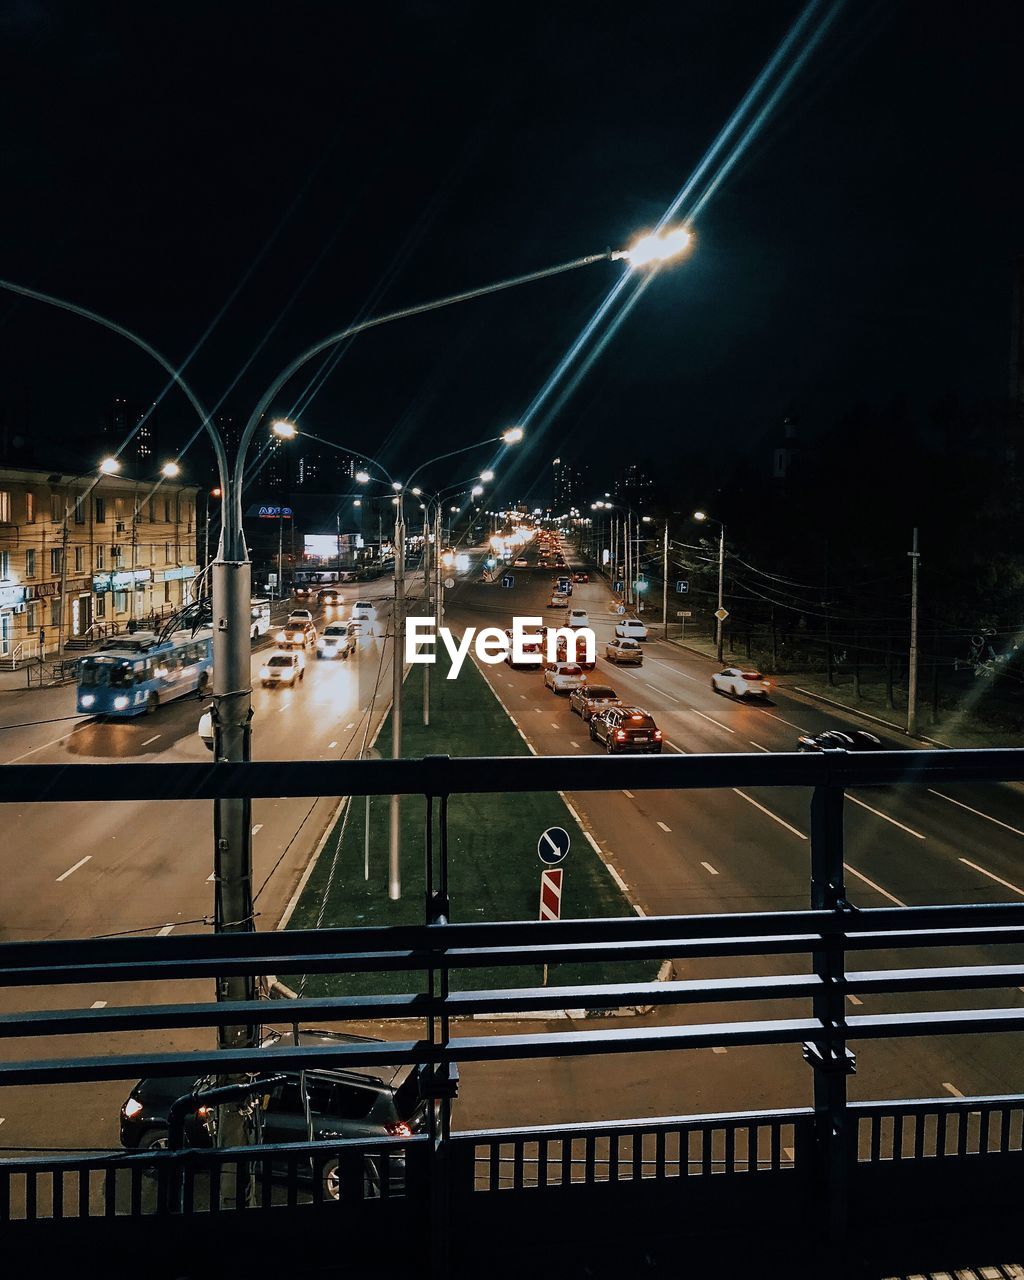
[849,1093,1024,1116]
[457,1105,816,1143]
[847,1007,1024,1037]
[1,748,1022,805]
[847,964,1024,993]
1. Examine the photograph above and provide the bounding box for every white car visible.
[711,668,772,699]
[614,617,648,641]
[543,662,587,694]
[514,557,528,568]
[605,638,643,666]
[317,622,356,660]
[566,608,589,629]
[350,601,377,634]
[287,608,314,625]
[260,650,305,687]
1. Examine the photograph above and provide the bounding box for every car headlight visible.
[80,694,94,708]
[113,695,129,710]
[316,638,325,649]
[276,631,286,641]
[259,667,270,679]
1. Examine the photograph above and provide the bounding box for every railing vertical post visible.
[425,775,454,1279]
[806,779,855,1269]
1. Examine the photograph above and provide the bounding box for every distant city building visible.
[614,461,655,506]
[771,416,802,480]
[108,398,160,466]
[552,456,587,511]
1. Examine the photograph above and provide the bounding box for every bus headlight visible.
[80,694,94,708]
[114,695,129,710]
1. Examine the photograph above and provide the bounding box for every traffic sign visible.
[676,579,689,594]
[537,825,570,866]
[714,607,729,621]
[501,575,514,588]
[614,580,623,593]
[444,576,455,589]
[676,610,692,618]
[539,867,563,921]
[616,604,626,615]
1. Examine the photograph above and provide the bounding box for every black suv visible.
[590,705,663,753]
[120,1030,450,1195]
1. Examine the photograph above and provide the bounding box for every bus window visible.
[79,663,101,687]
[109,662,135,688]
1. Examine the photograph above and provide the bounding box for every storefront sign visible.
[0,584,26,609]
[160,565,197,582]
[92,569,153,592]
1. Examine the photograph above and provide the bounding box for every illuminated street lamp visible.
[613,226,692,268]
[270,419,297,439]
[99,456,121,475]
[501,426,524,444]
[355,470,371,484]
[161,461,181,479]
[479,469,494,482]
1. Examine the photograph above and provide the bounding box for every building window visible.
[25,548,36,579]
[165,542,172,563]
[75,546,85,573]
[96,544,105,570]
[51,494,62,523]
[164,498,172,523]
[115,497,124,522]
[150,543,157,564]
[50,548,62,577]
[50,599,61,629]
[26,602,37,634]
[114,591,128,613]
[149,498,156,522]
[95,593,106,619]
[25,492,34,523]
[0,491,10,523]
[0,550,9,579]
[113,545,124,568]
[74,495,86,524]
[95,497,106,524]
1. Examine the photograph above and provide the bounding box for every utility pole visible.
[336,511,341,576]
[389,498,405,899]
[277,513,284,601]
[422,504,431,727]
[662,520,669,640]
[57,486,71,657]
[907,527,920,736]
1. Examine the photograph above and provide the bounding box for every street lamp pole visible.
[693,511,726,662]
[662,520,670,641]
[390,492,405,900]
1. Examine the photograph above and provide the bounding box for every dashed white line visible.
[664,740,686,753]
[569,740,580,748]
[520,694,527,700]
[91,1001,108,1009]
[6,730,78,764]
[843,863,906,907]
[607,865,629,893]
[533,708,543,714]
[847,795,925,839]
[648,684,681,704]
[584,832,603,854]
[846,994,863,1007]
[942,1081,965,1098]
[711,1047,727,1055]
[252,823,263,835]
[328,740,338,749]
[656,821,672,833]
[757,709,809,732]
[141,734,161,747]
[959,857,1024,898]
[345,723,355,730]
[749,740,771,752]
[732,790,807,840]
[622,790,635,798]
[928,790,1024,839]
[157,924,174,937]
[646,657,699,682]
[550,722,559,729]
[633,903,647,917]
[701,862,719,876]
[56,856,91,882]
[689,707,735,733]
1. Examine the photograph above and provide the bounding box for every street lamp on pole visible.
[694,511,726,663]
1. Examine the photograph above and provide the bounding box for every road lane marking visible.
[56,856,91,882]
[732,790,807,839]
[520,695,527,700]
[689,707,735,733]
[701,862,719,875]
[646,657,699,681]
[846,994,863,1006]
[207,872,216,882]
[843,863,905,906]
[608,865,629,893]
[711,1047,727,1054]
[749,740,771,752]
[7,730,78,764]
[584,832,603,854]
[928,789,1024,838]
[633,903,646,917]
[533,707,543,714]
[158,924,174,936]
[345,723,355,730]
[664,740,686,753]
[943,1082,965,1098]
[959,857,1024,897]
[648,684,681,703]
[91,1001,108,1009]
[622,790,635,798]
[550,722,559,729]
[847,795,925,839]
[328,740,338,748]
[656,821,672,833]
[783,1146,795,1162]
[570,740,580,748]
[252,824,263,835]
[141,735,161,747]
[757,709,809,732]
[277,702,290,712]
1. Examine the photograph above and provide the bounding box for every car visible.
[120,1028,452,1197]
[711,668,773,699]
[317,587,345,606]
[514,557,528,568]
[317,622,357,659]
[566,608,589,629]
[276,619,316,648]
[614,617,648,641]
[797,729,885,752]
[572,572,589,583]
[350,600,378,634]
[556,576,572,596]
[605,638,643,665]
[569,684,622,721]
[287,609,314,624]
[589,705,663,753]
[260,650,305,686]
[543,662,587,694]
[548,593,568,608]
[550,633,596,670]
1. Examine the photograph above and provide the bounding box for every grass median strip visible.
[286,644,653,996]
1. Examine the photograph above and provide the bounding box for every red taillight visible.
[616,730,627,739]
[385,1121,413,1137]
[653,730,663,739]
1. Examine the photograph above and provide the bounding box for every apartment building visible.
[0,467,199,661]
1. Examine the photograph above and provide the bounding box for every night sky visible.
[1,0,1022,501]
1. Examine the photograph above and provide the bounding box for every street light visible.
[99,456,120,475]
[355,470,371,484]
[479,470,494,482]
[694,510,726,662]
[501,427,524,444]
[613,226,692,268]
[161,461,181,479]
[270,419,297,439]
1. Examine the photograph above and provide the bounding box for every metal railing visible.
[1,748,1023,1277]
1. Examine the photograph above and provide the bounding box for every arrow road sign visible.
[537,825,570,865]
[676,579,689,593]
[501,575,514,588]
[444,576,455,589]
[539,867,563,921]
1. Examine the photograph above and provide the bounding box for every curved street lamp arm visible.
[0,278,230,537]
[287,428,394,486]
[235,251,613,549]
[405,435,504,490]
